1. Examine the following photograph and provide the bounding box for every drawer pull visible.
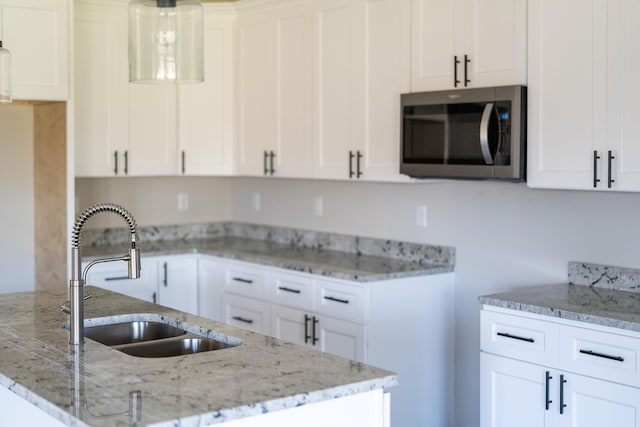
[496,332,535,343]
[104,276,130,282]
[579,349,624,362]
[324,296,349,305]
[232,277,254,284]
[278,286,301,294]
[232,316,254,325]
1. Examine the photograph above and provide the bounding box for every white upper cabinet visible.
[74,2,234,177]
[236,1,313,178]
[0,0,69,101]
[410,0,526,92]
[179,11,235,176]
[527,0,640,191]
[74,4,128,177]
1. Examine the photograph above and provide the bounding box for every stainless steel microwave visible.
[400,85,526,181]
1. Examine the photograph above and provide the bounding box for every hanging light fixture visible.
[128,0,204,84]
[0,40,12,103]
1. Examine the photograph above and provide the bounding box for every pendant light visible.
[0,41,11,103]
[128,0,204,84]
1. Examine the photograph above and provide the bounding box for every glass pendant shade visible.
[0,41,11,103]
[129,0,204,84]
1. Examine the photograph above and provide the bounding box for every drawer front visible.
[270,272,315,311]
[559,324,640,388]
[221,263,269,300]
[315,279,367,323]
[221,293,270,334]
[481,310,559,367]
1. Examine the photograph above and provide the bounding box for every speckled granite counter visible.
[480,262,640,333]
[0,287,396,427]
[81,222,455,282]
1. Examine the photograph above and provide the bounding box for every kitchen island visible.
[0,286,396,427]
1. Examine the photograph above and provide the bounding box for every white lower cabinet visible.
[481,307,640,427]
[154,255,199,315]
[82,257,158,303]
[221,292,270,334]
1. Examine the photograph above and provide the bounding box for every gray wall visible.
[228,177,640,427]
[74,174,640,426]
[0,105,35,293]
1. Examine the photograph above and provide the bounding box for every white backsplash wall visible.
[0,105,35,293]
[229,177,640,427]
[75,177,232,229]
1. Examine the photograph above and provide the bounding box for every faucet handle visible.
[60,294,93,315]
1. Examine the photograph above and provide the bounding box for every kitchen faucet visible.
[68,203,141,346]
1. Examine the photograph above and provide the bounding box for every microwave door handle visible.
[479,103,495,165]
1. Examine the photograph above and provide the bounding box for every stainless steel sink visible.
[72,315,241,358]
[112,337,235,358]
[84,321,187,346]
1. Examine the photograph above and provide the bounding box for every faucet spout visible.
[69,203,140,346]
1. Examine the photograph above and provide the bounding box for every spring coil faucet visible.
[69,203,141,345]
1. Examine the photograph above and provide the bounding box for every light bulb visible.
[0,40,11,104]
[154,6,177,80]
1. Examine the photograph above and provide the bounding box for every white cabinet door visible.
[74,4,129,177]
[0,0,68,101]
[361,0,410,182]
[156,255,199,315]
[562,373,640,427]
[312,0,365,180]
[178,10,235,176]
[410,0,526,92]
[272,1,314,178]
[410,0,460,91]
[480,353,551,427]
[462,0,527,89]
[221,292,270,334]
[236,10,276,176]
[316,315,365,362]
[527,0,603,190]
[271,305,310,347]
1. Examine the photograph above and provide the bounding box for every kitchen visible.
[2,1,640,427]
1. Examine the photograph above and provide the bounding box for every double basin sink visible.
[77,315,241,358]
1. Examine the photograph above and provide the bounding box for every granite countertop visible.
[0,287,396,427]
[80,223,455,282]
[480,262,640,333]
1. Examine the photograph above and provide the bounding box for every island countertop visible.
[0,287,396,427]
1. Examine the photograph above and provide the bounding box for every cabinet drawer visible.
[560,325,640,388]
[270,272,314,311]
[481,310,559,367]
[315,279,367,323]
[221,262,269,300]
[221,293,270,334]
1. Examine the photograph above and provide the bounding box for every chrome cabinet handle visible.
[479,103,495,165]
